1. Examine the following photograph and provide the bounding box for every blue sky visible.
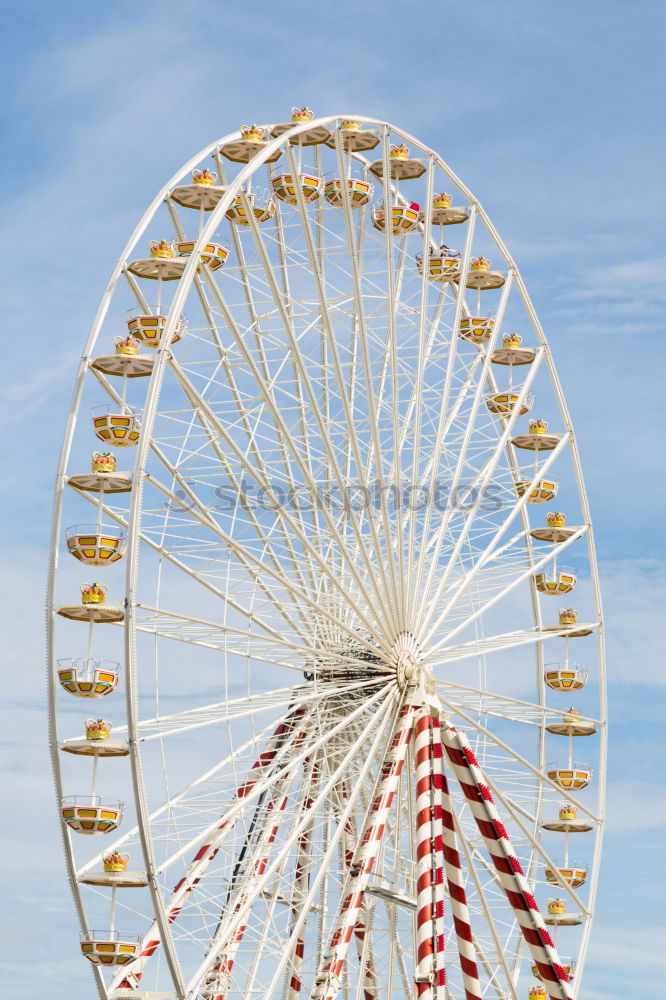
[1,2,664,998]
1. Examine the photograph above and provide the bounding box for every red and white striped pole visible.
[336,780,378,1000]
[285,758,318,1000]
[413,708,446,999]
[434,713,483,1000]
[205,780,294,1000]
[440,720,574,1000]
[310,701,418,1000]
[116,707,307,990]
[428,712,447,997]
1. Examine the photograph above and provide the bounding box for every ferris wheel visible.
[47,111,606,1000]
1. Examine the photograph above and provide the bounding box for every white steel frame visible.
[47,115,606,1000]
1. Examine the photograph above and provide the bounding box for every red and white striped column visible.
[336,780,378,1000]
[310,701,418,1000]
[428,712,447,998]
[414,708,446,999]
[116,707,307,990]
[440,720,573,1000]
[205,776,295,1000]
[285,758,318,1000]
[434,713,483,1000]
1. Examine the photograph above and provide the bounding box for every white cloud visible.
[600,557,666,687]
[560,256,666,304]
[605,779,666,835]
[585,924,666,993]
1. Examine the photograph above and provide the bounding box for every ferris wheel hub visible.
[392,633,430,690]
[396,649,419,686]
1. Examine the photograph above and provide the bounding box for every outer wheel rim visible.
[47,115,606,1000]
